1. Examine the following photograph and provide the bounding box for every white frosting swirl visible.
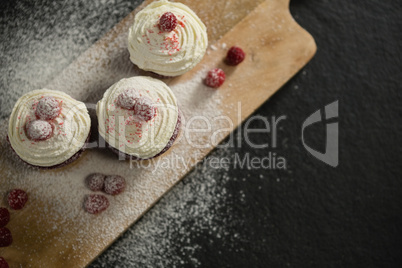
[96,76,179,159]
[128,0,208,76]
[8,89,91,167]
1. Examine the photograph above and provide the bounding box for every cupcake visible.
[128,0,208,77]
[7,89,91,168]
[96,76,181,160]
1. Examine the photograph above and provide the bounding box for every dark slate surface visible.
[1,0,401,267]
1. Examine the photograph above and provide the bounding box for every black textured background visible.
[1,0,401,267]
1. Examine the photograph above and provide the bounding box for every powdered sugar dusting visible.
[0,1,143,120]
[0,0,230,266]
[90,149,236,267]
[0,0,269,266]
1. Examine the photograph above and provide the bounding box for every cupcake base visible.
[150,72,175,79]
[6,133,90,170]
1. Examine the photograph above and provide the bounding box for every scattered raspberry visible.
[0,257,9,268]
[85,173,106,191]
[159,12,177,32]
[84,194,109,214]
[0,228,12,247]
[225,46,246,65]
[0,208,10,228]
[26,120,53,141]
[104,175,126,196]
[205,68,226,88]
[117,88,140,110]
[35,96,61,120]
[7,189,28,210]
[134,97,157,122]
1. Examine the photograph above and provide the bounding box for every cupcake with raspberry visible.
[96,76,181,160]
[128,0,208,77]
[7,89,91,168]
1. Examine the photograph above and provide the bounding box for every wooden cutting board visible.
[0,0,316,267]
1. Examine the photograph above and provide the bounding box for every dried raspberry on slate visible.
[134,97,157,122]
[26,120,53,141]
[84,194,109,214]
[86,173,106,192]
[225,46,246,66]
[0,228,12,247]
[35,96,61,120]
[0,257,9,268]
[104,175,126,196]
[159,12,178,32]
[7,189,28,210]
[117,88,140,110]
[205,68,226,88]
[0,208,10,228]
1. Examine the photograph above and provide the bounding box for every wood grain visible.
[0,0,316,267]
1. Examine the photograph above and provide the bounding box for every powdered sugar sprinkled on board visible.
[0,0,277,266]
[90,149,238,267]
[0,0,232,266]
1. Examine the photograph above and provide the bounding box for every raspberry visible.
[159,12,177,32]
[104,175,126,196]
[35,96,61,120]
[26,120,53,141]
[84,194,109,214]
[85,173,106,192]
[0,257,9,268]
[0,228,12,247]
[134,97,157,122]
[117,88,140,110]
[0,208,10,228]
[225,46,246,66]
[7,189,28,210]
[205,68,226,88]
